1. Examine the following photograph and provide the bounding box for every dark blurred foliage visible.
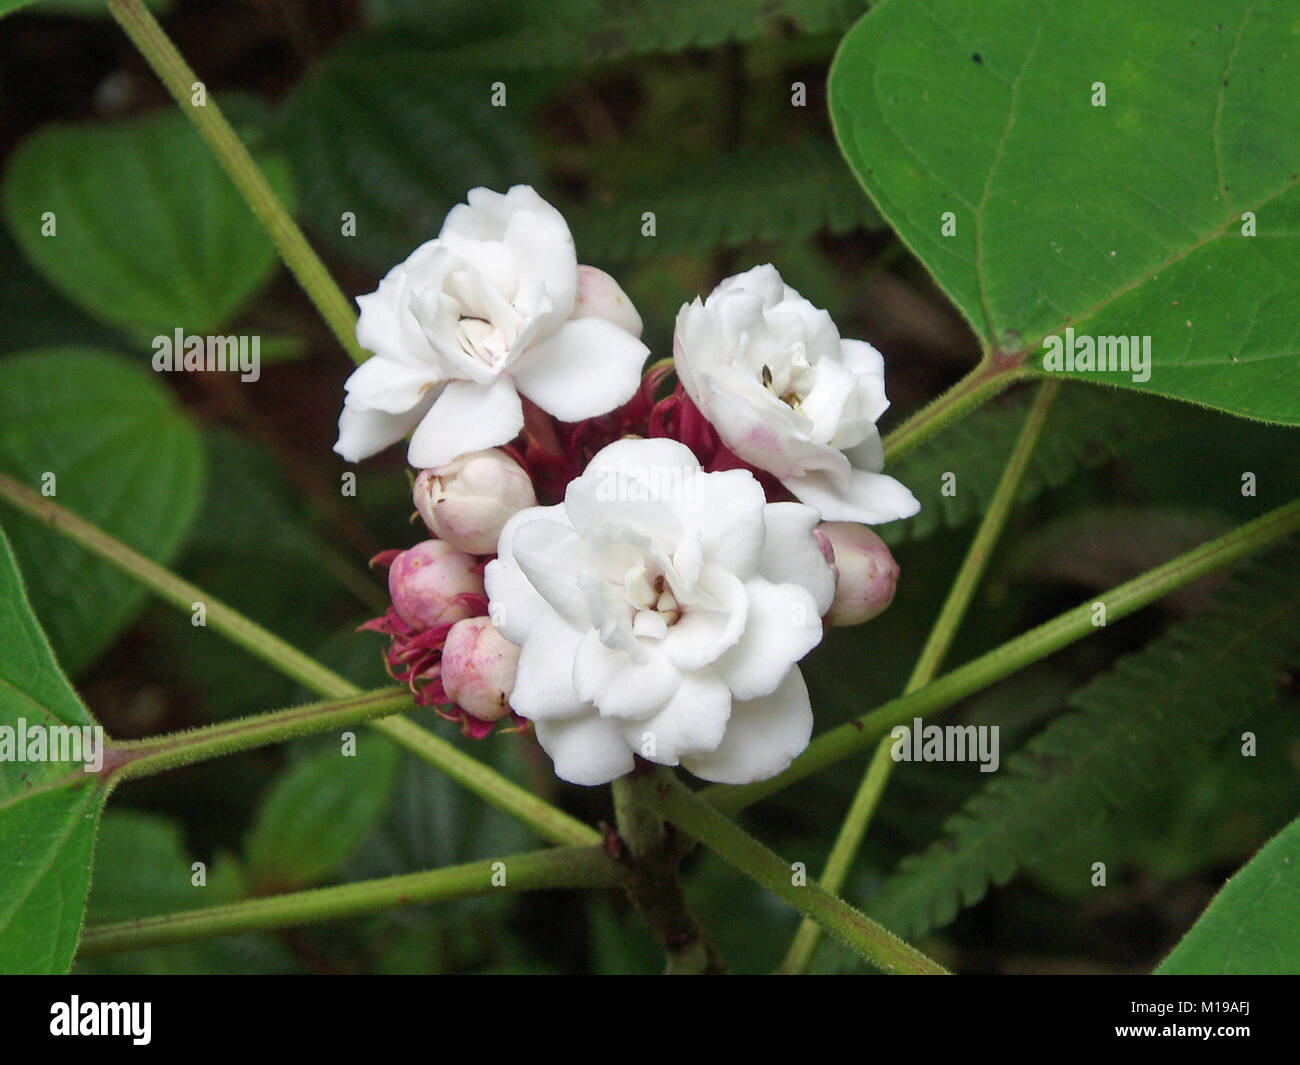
[0,0,1296,974]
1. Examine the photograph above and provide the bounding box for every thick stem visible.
[882,358,1031,463]
[106,0,367,366]
[611,767,726,974]
[709,495,1300,815]
[78,845,621,957]
[780,379,1062,973]
[0,471,598,848]
[657,774,948,974]
[109,687,413,780]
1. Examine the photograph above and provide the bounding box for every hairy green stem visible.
[108,687,413,781]
[780,379,1062,973]
[656,773,948,974]
[0,471,598,847]
[882,358,1032,463]
[106,0,366,365]
[710,495,1300,815]
[78,845,621,957]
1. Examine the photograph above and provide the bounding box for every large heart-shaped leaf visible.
[0,348,205,676]
[1158,813,1300,974]
[0,526,106,974]
[2,107,293,339]
[830,0,1300,424]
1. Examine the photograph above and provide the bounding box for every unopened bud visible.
[573,264,643,338]
[442,616,520,722]
[413,449,537,555]
[819,521,899,626]
[388,540,484,629]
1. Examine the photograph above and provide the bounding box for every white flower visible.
[484,438,835,786]
[673,264,920,524]
[334,185,650,470]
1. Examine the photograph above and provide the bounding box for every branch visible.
[78,846,621,957]
[611,767,726,974]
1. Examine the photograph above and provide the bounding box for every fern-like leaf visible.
[419,0,869,69]
[866,539,1300,940]
[571,140,883,261]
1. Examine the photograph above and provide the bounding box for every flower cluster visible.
[341,186,918,786]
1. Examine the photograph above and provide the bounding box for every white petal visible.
[784,467,921,525]
[839,339,890,422]
[355,243,448,366]
[574,632,681,720]
[510,518,592,631]
[483,558,548,644]
[511,316,648,422]
[682,468,767,578]
[682,668,812,785]
[334,392,434,462]
[697,370,830,481]
[407,376,524,469]
[759,503,835,615]
[534,712,635,786]
[716,579,822,700]
[660,564,748,671]
[712,263,789,306]
[503,205,578,320]
[574,265,643,337]
[626,673,732,765]
[485,503,570,643]
[563,437,696,544]
[341,356,439,414]
[511,614,585,721]
[799,354,859,447]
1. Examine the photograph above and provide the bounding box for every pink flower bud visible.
[413,449,537,556]
[819,521,900,627]
[573,264,643,338]
[442,616,520,722]
[388,540,484,629]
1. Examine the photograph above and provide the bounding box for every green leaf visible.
[572,140,882,261]
[2,107,293,338]
[1158,814,1300,974]
[370,0,866,66]
[0,347,205,676]
[882,382,1177,546]
[0,525,106,974]
[0,228,108,355]
[245,735,399,891]
[830,0,1300,424]
[868,540,1300,940]
[275,35,542,271]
